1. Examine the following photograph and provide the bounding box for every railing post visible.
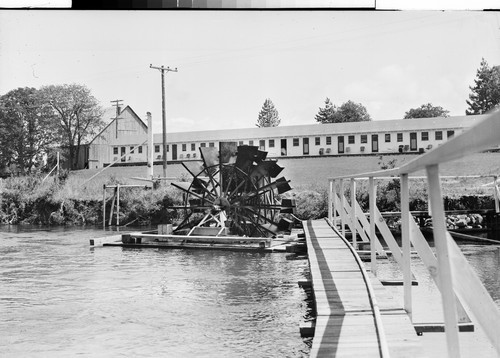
[369,176,377,275]
[350,178,357,250]
[400,173,412,319]
[116,184,120,227]
[340,179,346,238]
[426,164,461,358]
[328,179,333,223]
[333,180,338,227]
[493,175,499,213]
[102,185,106,230]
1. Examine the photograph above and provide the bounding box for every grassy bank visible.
[1,153,498,226]
[0,173,183,225]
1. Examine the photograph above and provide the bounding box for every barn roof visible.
[89,105,147,145]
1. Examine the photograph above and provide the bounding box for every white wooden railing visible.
[327,110,500,358]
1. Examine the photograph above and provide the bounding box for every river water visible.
[2,227,499,358]
[0,226,312,358]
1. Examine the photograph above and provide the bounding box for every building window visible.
[182,144,187,151]
[326,136,332,145]
[435,131,443,140]
[397,133,403,142]
[421,132,429,141]
[200,143,206,147]
[348,135,355,144]
[259,140,265,150]
[360,135,367,144]
[209,142,215,147]
[154,145,160,153]
[447,130,455,138]
[315,137,320,146]
[293,138,299,146]
[138,146,142,154]
[191,143,195,151]
[167,145,169,152]
[113,147,118,155]
[238,141,244,146]
[385,134,391,143]
[269,139,275,148]
[249,140,254,146]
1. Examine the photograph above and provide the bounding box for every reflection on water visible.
[0,226,311,358]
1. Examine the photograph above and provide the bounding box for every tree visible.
[404,103,450,119]
[0,87,56,174]
[315,97,336,123]
[466,58,500,115]
[256,98,280,128]
[316,99,371,123]
[40,84,104,170]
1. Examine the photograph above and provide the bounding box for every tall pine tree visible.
[256,98,281,127]
[466,58,500,115]
[315,97,336,123]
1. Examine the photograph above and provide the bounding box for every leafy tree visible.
[0,87,56,174]
[466,58,500,115]
[404,103,450,119]
[315,97,336,123]
[316,99,371,123]
[256,98,280,128]
[40,84,104,170]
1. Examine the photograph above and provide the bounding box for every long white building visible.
[87,105,487,169]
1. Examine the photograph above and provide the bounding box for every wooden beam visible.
[448,231,500,355]
[351,178,357,250]
[369,177,377,275]
[426,164,461,358]
[400,173,412,318]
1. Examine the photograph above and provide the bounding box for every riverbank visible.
[1,153,498,226]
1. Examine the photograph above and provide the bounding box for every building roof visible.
[153,114,488,143]
[89,105,147,145]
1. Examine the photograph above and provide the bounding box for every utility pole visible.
[110,99,123,139]
[150,64,178,179]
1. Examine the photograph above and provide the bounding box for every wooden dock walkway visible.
[304,219,425,357]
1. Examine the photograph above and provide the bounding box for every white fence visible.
[327,110,500,358]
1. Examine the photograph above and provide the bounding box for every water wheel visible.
[171,142,295,237]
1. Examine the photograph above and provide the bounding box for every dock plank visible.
[304,219,425,357]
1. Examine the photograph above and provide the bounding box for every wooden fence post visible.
[350,178,357,250]
[427,164,461,358]
[328,179,333,223]
[109,187,117,226]
[102,185,106,230]
[369,176,377,275]
[117,184,120,227]
[340,179,346,238]
[400,173,412,319]
[493,175,499,213]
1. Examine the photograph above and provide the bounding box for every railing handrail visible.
[328,110,500,181]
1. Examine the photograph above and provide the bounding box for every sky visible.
[0,10,499,134]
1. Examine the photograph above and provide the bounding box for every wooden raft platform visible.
[304,219,425,358]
